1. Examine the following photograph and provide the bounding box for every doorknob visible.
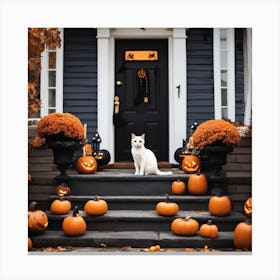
[114,96,120,114]
[116,80,123,86]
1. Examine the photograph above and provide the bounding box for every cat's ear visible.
[131,133,136,138]
[141,133,145,139]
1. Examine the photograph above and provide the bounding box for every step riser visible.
[46,219,241,232]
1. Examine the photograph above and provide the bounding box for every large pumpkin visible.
[244,197,252,217]
[208,194,232,216]
[171,179,186,195]
[28,202,48,233]
[233,220,252,250]
[76,155,98,174]
[50,196,72,215]
[187,169,208,195]
[84,195,108,216]
[171,216,199,236]
[181,155,201,174]
[199,220,218,238]
[156,194,179,216]
[62,206,87,236]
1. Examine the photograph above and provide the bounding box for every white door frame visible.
[97,28,187,163]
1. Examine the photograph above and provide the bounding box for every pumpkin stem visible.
[94,195,100,201]
[185,216,191,221]
[245,219,252,225]
[28,201,38,211]
[207,219,213,225]
[72,206,80,217]
[196,169,201,176]
[164,193,170,203]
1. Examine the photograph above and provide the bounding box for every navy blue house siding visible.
[186,28,214,137]
[63,28,98,140]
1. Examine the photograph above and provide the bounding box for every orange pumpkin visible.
[56,183,71,196]
[156,194,179,216]
[187,169,208,195]
[62,206,87,236]
[84,195,108,216]
[171,179,186,195]
[199,220,218,238]
[208,194,232,216]
[181,155,201,174]
[233,220,252,250]
[28,237,33,251]
[244,197,252,217]
[28,202,49,233]
[76,155,98,174]
[50,196,72,215]
[171,216,199,236]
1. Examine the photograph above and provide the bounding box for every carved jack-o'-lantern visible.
[76,155,98,174]
[181,155,201,174]
[56,183,71,196]
[244,197,252,217]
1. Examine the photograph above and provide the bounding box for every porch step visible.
[48,195,212,211]
[30,230,235,249]
[44,210,246,232]
[69,169,189,196]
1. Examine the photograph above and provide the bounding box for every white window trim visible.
[39,28,64,118]
[213,28,235,121]
[97,28,187,163]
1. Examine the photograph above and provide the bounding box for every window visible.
[213,28,235,121]
[39,29,64,117]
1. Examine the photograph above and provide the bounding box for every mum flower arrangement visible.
[33,112,85,147]
[192,119,241,149]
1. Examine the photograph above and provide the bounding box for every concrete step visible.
[30,230,235,249]
[43,210,246,232]
[48,195,212,211]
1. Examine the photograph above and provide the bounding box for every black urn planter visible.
[200,144,233,195]
[46,134,83,183]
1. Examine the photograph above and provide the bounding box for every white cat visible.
[131,133,173,175]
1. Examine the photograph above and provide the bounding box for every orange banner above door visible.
[125,50,158,61]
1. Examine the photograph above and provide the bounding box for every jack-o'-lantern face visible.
[56,184,71,196]
[244,197,252,217]
[76,156,98,174]
[181,155,201,174]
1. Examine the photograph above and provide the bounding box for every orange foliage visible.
[192,119,241,148]
[28,28,61,117]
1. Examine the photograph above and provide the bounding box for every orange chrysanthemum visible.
[36,113,85,143]
[192,119,241,148]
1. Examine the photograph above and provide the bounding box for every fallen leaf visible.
[121,246,132,251]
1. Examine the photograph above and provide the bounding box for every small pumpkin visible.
[208,194,232,217]
[28,202,49,233]
[28,237,33,251]
[171,179,186,195]
[50,196,72,215]
[199,219,218,238]
[56,183,71,196]
[233,220,252,250]
[84,195,108,216]
[156,194,179,216]
[244,197,252,217]
[187,169,208,195]
[181,155,201,174]
[171,216,199,236]
[62,206,87,236]
[76,155,98,174]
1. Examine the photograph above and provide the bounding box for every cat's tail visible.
[156,169,173,176]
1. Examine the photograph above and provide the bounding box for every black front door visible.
[114,39,169,162]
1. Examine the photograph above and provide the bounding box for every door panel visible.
[114,39,169,161]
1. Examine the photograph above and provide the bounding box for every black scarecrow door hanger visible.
[135,68,150,105]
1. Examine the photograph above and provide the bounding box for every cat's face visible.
[131,133,145,148]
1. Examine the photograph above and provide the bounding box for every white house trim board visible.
[97,28,187,163]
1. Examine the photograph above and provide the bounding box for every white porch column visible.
[243,28,252,125]
[169,28,187,163]
[97,28,114,161]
